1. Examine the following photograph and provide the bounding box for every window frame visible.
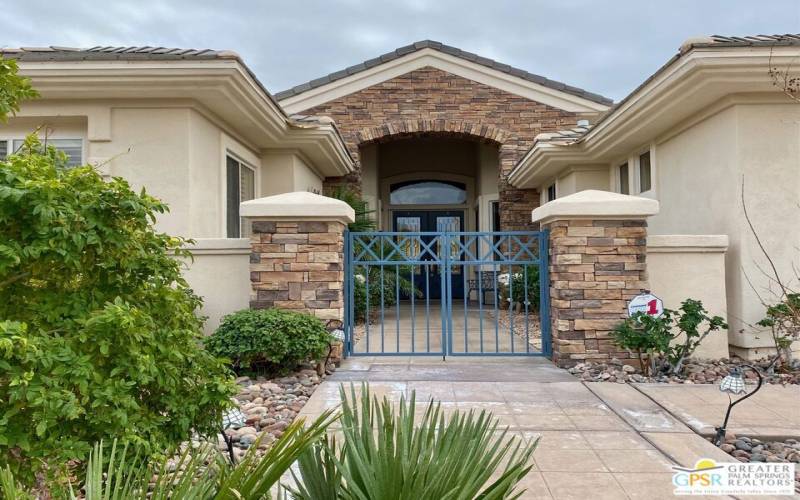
[0,136,85,167]
[617,162,630,195]
[388,179,468,206]
[637,150,652,194]
[546,183,557,202]
[611,143,656,198]
[226,154,257,238]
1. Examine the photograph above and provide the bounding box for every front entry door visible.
[393,210,465,300]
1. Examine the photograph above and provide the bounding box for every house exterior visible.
[2,35,798,358]
[509,35,800,358]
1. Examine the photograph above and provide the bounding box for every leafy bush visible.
[351,239,422,323]
[290,384,537,499]
[0,411,337,499]
[757,292,800,364]
[499,265,540,310]
[352,267,420,323]
[613,298,727,375]
[0,136,236,484]
[0,57,38,122]
[205,308,332,373]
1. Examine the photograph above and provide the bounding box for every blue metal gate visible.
[343,231,551,357]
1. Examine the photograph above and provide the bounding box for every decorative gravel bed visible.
[568,357,800,384]
[718,434,800,491]
[219,362,336,460]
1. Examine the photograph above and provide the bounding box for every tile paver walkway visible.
[352,301,542,355]
[298,356,733,499]
[634,383,800,439]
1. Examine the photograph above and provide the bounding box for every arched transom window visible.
[389,180,467,205]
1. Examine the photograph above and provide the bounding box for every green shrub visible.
[0,136,236,484]
[613,298,727,375]
[499,265,540,310]
[0,411,337,499]
[206,308,332,373]
[757,292,800,364]
[290,383,537,499]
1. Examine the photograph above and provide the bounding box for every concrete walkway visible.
[635,383,800,439]
[298,356,738,499]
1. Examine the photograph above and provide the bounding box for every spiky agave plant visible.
[0,410,337,500]
[290,384,537,500]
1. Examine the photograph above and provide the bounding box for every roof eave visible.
[277,44,612,114]
[509,44,800,188]
[13,58,354,176]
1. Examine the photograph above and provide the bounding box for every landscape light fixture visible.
[221,407,246,464]
[713,365,764,446]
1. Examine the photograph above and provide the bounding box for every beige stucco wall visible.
[649,101,800,355]
[182,239,251,334]
[260,151,324,197]
[555,166,610,198]
[1,101,327,334]
[647,235,730,359]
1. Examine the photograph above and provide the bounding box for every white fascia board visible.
[17,59,354,175]
[510,47,800,189]
[278,48,609,114]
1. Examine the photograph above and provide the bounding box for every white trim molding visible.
[647,234,729,253]
[15,59,354,178]
[509,45,800,188]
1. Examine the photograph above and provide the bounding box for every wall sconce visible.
[713,365,764,446]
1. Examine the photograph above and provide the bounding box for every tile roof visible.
[533,124,593,144]
[274,40,614,106]
[0,46,237,61]
[686,34,800,50]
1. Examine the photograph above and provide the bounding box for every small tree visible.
[613,299,727,375]
[0,136,236,484]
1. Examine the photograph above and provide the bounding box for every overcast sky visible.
[3,0,800,101]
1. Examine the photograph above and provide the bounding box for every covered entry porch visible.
[351,300,544,355]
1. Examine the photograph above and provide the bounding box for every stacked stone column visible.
[532,191,660,367]
[241,192,355,324]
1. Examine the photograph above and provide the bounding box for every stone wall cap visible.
[647,234,729,252]
[532,190,660,223]
[241,191,355,223]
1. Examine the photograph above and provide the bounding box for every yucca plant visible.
[290,384,537,500]
[0,410,337,499]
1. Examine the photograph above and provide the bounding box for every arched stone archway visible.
[301,66,582,231]
[356,119,508,146]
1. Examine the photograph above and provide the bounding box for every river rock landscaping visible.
[219,362,336,460]
[568,357,800,384]
[719,434,800,491]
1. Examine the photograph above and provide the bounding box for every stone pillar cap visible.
[241,191,355,223]
[532,190,660,224]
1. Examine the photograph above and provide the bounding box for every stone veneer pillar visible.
[532,190,660,367]
[240,192,355,325]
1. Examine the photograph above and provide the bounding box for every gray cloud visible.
[3,0,799,100]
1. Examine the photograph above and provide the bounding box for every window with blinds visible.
[9,138,83,167]
[0,141,7,161]
[639,151,652,193]
[226,155,256,238]
[618,162,630,195]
